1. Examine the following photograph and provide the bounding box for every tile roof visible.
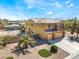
[29,18,61,23]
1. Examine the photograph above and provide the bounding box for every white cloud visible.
[64,0,74,8]
[27,6,33,9]
[52,8,73,18]
[0,6,27,20]
[40,7,45,10]
[24,0,52,10]
[65,1,70,4]
[24,0,43,8]
[24,0,36,7]
[0,15,20,20]
[54,2,63,8]
[67,3,74,8]
[46,11,53,15]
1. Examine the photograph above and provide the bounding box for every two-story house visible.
[25,18,65,40]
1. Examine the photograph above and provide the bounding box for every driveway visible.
[49,37,79,54]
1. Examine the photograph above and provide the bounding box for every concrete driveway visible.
[50,37,79,54]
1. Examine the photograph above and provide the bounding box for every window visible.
[31,24,33,26]
[62,24,64,28]
[48,24,50,28]
[54,24,57,31]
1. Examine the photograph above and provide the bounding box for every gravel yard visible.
[0,43,69,59]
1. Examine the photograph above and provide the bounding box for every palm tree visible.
[17,35,36,49]
[11,35,35,56]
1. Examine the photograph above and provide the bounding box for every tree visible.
[0,36,12,47]
[2,36,11,47]
[50,45,58,54]
[0,19,5,29]
[75,22,79,39]
[17,35,36,49]
[65,18,76,35]
[11,35,35,56]
[71,18,76,34]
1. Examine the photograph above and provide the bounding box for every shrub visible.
[38,49,51,58]
[50,45,58,54]
[6,56,13,59]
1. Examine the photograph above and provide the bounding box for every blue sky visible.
[0,0,79,20]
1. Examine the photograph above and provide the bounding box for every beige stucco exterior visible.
[25,19,65,40]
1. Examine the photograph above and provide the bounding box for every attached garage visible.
[47,33,53,40]
[54,31,64,39]
[44,28,64,40]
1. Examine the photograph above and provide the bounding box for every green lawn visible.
[38,49,51,58]
[6,56,13,59]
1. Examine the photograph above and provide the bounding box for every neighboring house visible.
[25,18,65,40]
[4,24,21,30]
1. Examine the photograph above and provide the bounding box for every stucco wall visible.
[45,30,64,40]
[54,31,64,39]
[25,20,64,40]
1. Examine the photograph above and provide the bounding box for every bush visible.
[50,45,58,54]
[6,56,13,59]
[38,49,51,58]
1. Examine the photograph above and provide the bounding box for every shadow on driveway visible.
[34,38,63,46]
